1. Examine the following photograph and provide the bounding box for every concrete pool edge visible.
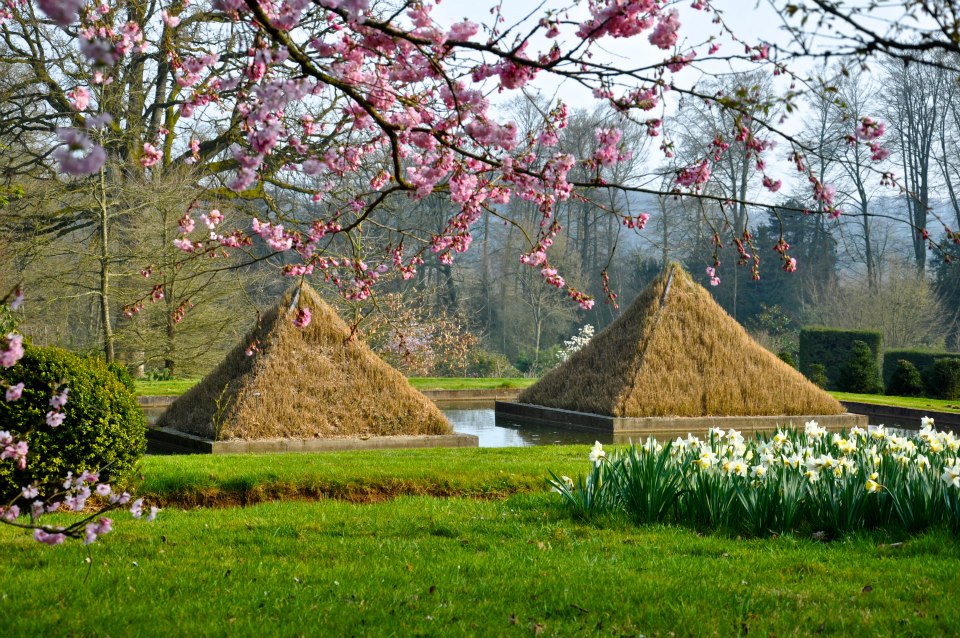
[146,426,479,455]
[494,401,868,435]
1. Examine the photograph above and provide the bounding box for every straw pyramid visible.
[157,284,451,440]
[519,263,845,418]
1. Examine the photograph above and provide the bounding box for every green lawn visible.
[135,376,536,396]
[408,377,536,391]
[831,391,960,414]
[135,378,201,396]
[3,446,960,635]
[136,446,587,508]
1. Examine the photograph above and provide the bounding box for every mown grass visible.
[135,446,586,508]
[2,491,959,636]
[831,391,960,414]
[408,377,536,390]
[136,376,536,397]
[135,379,200,396]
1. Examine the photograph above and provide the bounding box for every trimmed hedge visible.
[882,349,960,386]
[799,327,883,390]
[837,341,884,394]
[926,358,960,400]
[0,345,146,502]
[886,359,925,397]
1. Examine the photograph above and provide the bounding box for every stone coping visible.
[495,401,868,434]
[840,401,960,433]
[147,426,478,455]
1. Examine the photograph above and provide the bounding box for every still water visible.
[143,404,601,447]
[444,408,606,447]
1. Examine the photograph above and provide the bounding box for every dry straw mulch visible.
[157,284,450,440]
[519,263,845,418]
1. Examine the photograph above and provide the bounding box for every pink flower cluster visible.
[0,430,28,470]
[293,307,312,328]
[1,334,23,368]
[53,128,106,176]
[676,161,712,190]
[593,128,629,167]
[706,266,720,286]
[577,0,659,40]
[648,10,680,49]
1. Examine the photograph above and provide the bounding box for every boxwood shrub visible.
[882,349,960,388]
[836,340,884,394]
[0,344,146,501]
[926,358,960,400]
[799,327,883,390]
[885,359,925,397]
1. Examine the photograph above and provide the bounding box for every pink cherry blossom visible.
[67,87,89,111]
[10,288,24,310]
[0,334,24,368]
[53,128,106,175]
[5,383,24,402]
[293,307,312,328]
[33,528,67,545]
[648,10,680,49]
[49,387,68,408]
[46,410,66,428]
[36,0,84,26]
[161,10,180,27]
[140,143,162,168]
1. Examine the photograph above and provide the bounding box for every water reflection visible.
[442,408,613,447]
[148,403,886,449]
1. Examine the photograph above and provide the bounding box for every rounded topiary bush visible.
[886,359,925,397]
[777,350,796,368]
[926,357,960,400]
[0,344,146,501]
[807,363,828,388]
[837,340,883,394]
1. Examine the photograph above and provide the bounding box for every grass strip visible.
[135,379,201,396]
[135,446,587,508]
[135,376,537,397]
[831,391,960,414]
[408,377,536,390]
[2,493,958,636]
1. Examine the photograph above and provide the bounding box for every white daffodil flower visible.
[942,464,960,489]
[589,441,606,466]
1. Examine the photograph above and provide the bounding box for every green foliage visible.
[611,441,683,525]
[926,358,960,400]
[837,341,884,394]
[799,327,882,390]
[807,363,828,388]
[0,345,146,501]
[882,349,959,388]
[549,426,960,538]
[105,361,137,393]
[465,349,522,378]
[777,350,796,368]
[886,359,925,397]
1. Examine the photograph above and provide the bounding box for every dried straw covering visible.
[157,285,450,440]
[519,263,845,418]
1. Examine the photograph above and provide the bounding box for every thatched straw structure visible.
[519,263,845,418]
[157,285,450,440]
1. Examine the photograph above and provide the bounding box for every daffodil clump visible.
[548,417,960,537]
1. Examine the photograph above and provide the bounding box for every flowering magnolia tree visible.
[2,0,959,542]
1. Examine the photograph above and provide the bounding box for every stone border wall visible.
[495,401,868,435]
[147,427,478,455]
[840,401,960,433]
